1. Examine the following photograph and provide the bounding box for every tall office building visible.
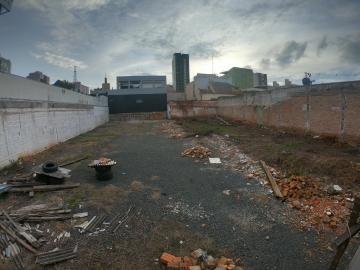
[0,55,11,74]
[172,53,189,92]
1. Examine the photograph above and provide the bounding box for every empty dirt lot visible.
[0,118,359,269]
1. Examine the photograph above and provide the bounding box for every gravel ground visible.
[1,120,353,269]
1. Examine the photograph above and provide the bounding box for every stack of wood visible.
[182,146,211,159]
[0,205,72,222]
[0,210,40,270]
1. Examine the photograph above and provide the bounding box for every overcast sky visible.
[0,0,359,88]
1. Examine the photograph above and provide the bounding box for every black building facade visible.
[172,53,190,92]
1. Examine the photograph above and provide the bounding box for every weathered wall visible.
[168,100,217,119]
[169,81,360,141]
[0,73,109,168]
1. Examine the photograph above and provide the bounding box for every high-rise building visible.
[172,53,189,92]
[0,55,11,74]
[221,67,254,89]
[273,81,280,87]
[253,73,268,88]
[27,71,50,84]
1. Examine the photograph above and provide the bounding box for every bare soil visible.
[178,118,360,191]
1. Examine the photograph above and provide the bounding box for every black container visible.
[94,166,113,181]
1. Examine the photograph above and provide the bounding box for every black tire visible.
[42,161,58,173]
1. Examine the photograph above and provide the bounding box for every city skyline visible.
[0,0,359,88]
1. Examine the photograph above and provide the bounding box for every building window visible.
[129,80,141,88]
[120,81,129,89]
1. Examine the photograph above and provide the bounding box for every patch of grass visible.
[66,190,85,209]
[282,141,306,152]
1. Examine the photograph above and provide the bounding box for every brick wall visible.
[168,81,360,142]
[168,100,217,119]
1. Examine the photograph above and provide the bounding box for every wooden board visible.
[260,160,283,198]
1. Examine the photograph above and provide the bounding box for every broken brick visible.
[160,252,176,264]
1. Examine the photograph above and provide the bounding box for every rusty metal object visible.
[88,157,116,181]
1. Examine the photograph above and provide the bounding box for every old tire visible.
[42,161,58,173]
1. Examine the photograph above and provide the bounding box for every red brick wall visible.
[168,82,360,142]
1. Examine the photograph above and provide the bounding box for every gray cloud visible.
[260,58,271,69]
[188,42,221,59]
[317,36,328,56]
[8,0,360,87]
[338,35,360,64]
[275,41,307,66]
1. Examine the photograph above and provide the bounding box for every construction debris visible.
[83,214,107,233]
[209,157,221,164]
[0,206,72,222]
[160,121,187,138]
[72,212,88,219]
[8,183,80,193]
[260,160,283,198]
[160,249,244,269]
[109,206,134,233]
[36,246,78,266]
[0,234,25,270]
[182,146,211,159]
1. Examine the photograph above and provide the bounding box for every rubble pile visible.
[202,135,268,184]
[276,175,352,231]
[160,249,244,270]
[182,146,211,159]
[200,134,353,232]
[278,176,323,207]
[160,121,187,139]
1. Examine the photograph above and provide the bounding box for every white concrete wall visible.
[0,73,109,168]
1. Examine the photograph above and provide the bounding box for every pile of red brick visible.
[276,175,352,232]
[181,146,211,159]
[278,176,323,208]
[160,249,244,270]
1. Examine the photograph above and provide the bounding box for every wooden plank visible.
[9,183,80,193]
[260,160,283,198]
[0,222,38,254]
[349,246,360,270]
[59,156,89,167]
[334,223,360,247]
